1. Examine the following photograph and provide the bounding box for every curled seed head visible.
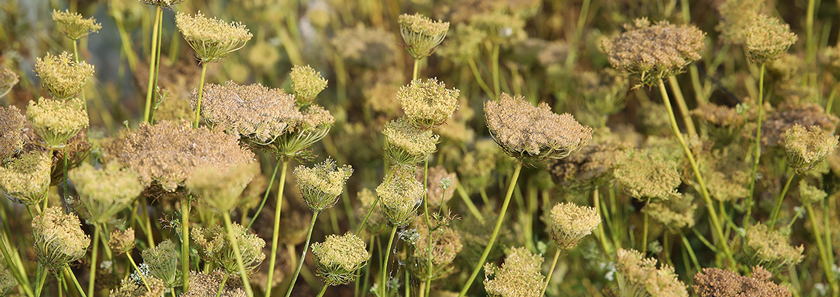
[784,124,839,174]
[175,11,252,62]
[377,170,424,227]
[294,158,353,211]
[398,78,460,129]
[0,151,51,205]
[141,240,181,288]
[745,14,797,63]
[32,207,90,273]
[191,223,266,275]
[383,117,440,166]
[398,13,450,60]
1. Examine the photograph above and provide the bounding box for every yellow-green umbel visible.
[271,104,335,158]
[311,233,370,286]
[383,117,440,167]
[32,207,90,273]
[70,163,144,223]
[376,170,424,227]
[52,9,101,40]
[26,97,89,149]
[290,65,328,107]
[186,162,258,213]
[294,158,353,212]
[613,150,681,201]
[398,13,450,60]
[141,240,181,288]
[548,202,601,249]
[614,248,688,297]
[191,223,266,275]
[483,247,545,297]
[0,151,51,205]
[175,11,252,63]
[743,223,804,273]
[784,124,838,174]
[745,14,797,64]
[397,78,460,129]
[34,52,94,100]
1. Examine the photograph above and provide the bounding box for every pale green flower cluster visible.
[398,78,460,129]
[70,163,144,223]
[175,11,252,63]
[784,124,839,174]
[377,170,424,227]
[548,202,601,249]
[52,9,101,40]
[398,13,450,60]
[745,14,797,63]
[294,158,353,211]
[32,207,90,272]
[483,247,545,297]
[290,65,328,106]
[0,151,51,205]
[311,233,370,286]
[34,52,94,100]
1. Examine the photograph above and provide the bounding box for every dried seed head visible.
[547,129,630,189]
[761,103,838,147]
[469,11,526,45]
[601,18,705,86]
[141,240,181,288]
[743,223,804,273]
[614,248,689,297]
[70,163,144,223]
[398,13,450,60]
[290,65,328,106]
[32,207,90,273]
[192,81,303,143]
[745,14,797,64]
[0,261,16,296]
[34,52,95,100]
[181,270,246,297]
[0,66,19,97]
[483,246,545,297]
[0,151,51,205]
[377,170,424,227]
[109,228,136,255]
[311,233,370,286]
[383,117,440,166]
[52,9,101,40]
[614,150,680,200]
[485,93,592,161]
[116,121,255,192]
[548,202,601,249]
[785,124,839,174]
[358,188,388,235]
[643,194,697,233]
[26,97,89,148]
[693,266,792,297]
[715,0,765,44]
[409,217,463,281]
[191,223,266,275]
[332,26,398,69]
[437,25,486,64]
[109,274,166,297]
[187,161,258,213]
[294,158,353,211]
[175,11,252,63]
[0,106,26,161]
[398,78,460,129]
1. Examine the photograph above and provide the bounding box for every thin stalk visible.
[72,40,88,114]
[458,162,523,297]
[64,266,87,297]
[87,225,100,297]
[467,58,494,99]
[564,0,591,70]
[593,188,611,255]
[657,78,734,264]
[667,75,697,137]
[152,13,163,122]
[181,196,190,291]
[381,227,398,297]
[805,204,836,291]
[143,7,162,123]
[139,196,155,248]
[745,63,766,228]
[284,211,320,297]
[680,233,701,272]
[413,59,420,80]
[96,223,113,260]
[455,184,484,223]
[192,63,209,128]
[126,253,151,292]
[806,0,816,87]
[356,195,380,235]
[222,212,254,297]
[768,173,795,230]
[265,159,288,297]
[359,235,375,297]
[539,249,562,296]
[215,273,230,297]
[35,265,47,297]
[491,44,500,98]
[405,268,410,297]
[422,160,433,297]
[316,285,328,297]
[642,197,651,254]
[0,233,34,297]
[247,159,281,229]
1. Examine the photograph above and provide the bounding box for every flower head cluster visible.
[761,103,838,147]
[383,117,440,166]
[643,194,697,233]
[548,130,630,189]
[52,9,101,40]
[715,0,765,44]
[268,105,335,157]
[141,240,181,288]
[32,207,90,273]
[485,93,592,161]
[181,270,246,297]
[469,11,526,45]
[601,18,705,86]
[614,150,680,200]
[743,223,804,272]
[290,65,328,106]
[116,121,255,192]
[192,81,303,143]
[34,52,95,100]
[377,170,425,227]
[294,158,353,211]
[109,228,136,255]
[548,202,601,249]
[398,78,460,129]
[692,103,754,145]
[26,97,89,148]
[693,266,792,297]
[398,13,450,60]
[332,26,398,69]
[0,151,52,205]
[483,247,544,297]
[410,217,463,281]
[0,66,19,97]
[175,11,252,63]
[745,14,797,63]
[70,163,144,223]
[0,106,26,161]
[784,124,838,174]
[311,233,370,286]
[191,223,266,275]
[109,274,166,297]
[614,248,688,297]
[823,45,840,79]
[138,0,183,6]
[0,261,16,296]
[187,161,258,212]
[798,180,827,205]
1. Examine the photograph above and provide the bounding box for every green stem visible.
[181,196,190,291]
[72,40,88,114]
[768,173,795,230]
[491,44,500,98]
[284,211,320,297]
[222,212,254,297]
[381,226,398,297]
[265,159,289,297]
[422,160,433,297]
[247,159,281,229]
[539,249,562,296]
[593,188,611,255]
[413,59,420,81]
[805,204,836,290]
[0,233,33,297]
[565,0,591,70]
[140,196,155,249]
[35,265,46,297]
[467,58,494,99]
[193,63,209,128]
[458,162,523,297]
[215,273,230,297]
[642,197,651,254]
[65,266,87,297]
[143,7,162,123]
[149,12,164,124]
[356,195,380,235]
[667,75,697,137]
[87,225,100,297]
[745,63,766,228]
[680,233,701,272]
[456,184,484,224]
[657,78,734,264]
[316,285,328,297]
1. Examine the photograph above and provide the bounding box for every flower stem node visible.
[294,158,353,212]
[311,233,370,286]
[398,13,450,60]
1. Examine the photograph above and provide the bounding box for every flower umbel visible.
[614,248,689,297]
[191,223,266,275]
[311,233,370,286]
[70,163,144,223]
[743,223,804,273]
[483,247,545,297]
[383,117,440,166]
[745,14,797,64]
[187,162,259,213]
[377,170,425,227]
[52,9,101,40]
[175,11,253,63]
[398,13,450,60]
[26,97,89,149]
[398,78,460,129]
[34,52,95,100]
[290,65,328,107]
[294,158,353,211]
[32,207,90,273]
[784,124,839,174]
[141,240,181,288]
[548,202,601,249]
[0,151,51,205]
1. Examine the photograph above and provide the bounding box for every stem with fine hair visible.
[222,212,254,297]
[745,63,766,229]
[458,162,522,297]
[768,173,795,230]
[143,6,162,123]
[381,226,398,297]
[264,158,288,297]
[192,63,209,128]
[181,196,190,291]
[657,78,735,264]
[539,249,562,296]
[284,211,320,297]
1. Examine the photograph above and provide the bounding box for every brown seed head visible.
[180,270,245,297]
[417,165,458,208]
[483,246,544,297]
[693,266,792,297]
[761,103,838,147]
[0,106,26,161]
[52,9,101,40]
[784,124,839,174]
[548,202,601,249]
[109,228,136,255]
[34,52,95,100]
[745,14,797,64]
[175,11,252,62]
